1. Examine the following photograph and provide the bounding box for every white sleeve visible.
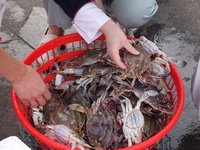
[73,2,110,44]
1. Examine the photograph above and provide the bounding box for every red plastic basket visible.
[11,33,184,150]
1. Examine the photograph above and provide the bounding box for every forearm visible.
[0,47,26,83]
[0,47,51,108]
[99,19,118,36]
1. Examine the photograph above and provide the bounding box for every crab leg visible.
[135,90,159,109]
[54,68,84,76]
[31,106,44,126]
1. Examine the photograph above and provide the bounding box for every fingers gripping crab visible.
[121,36,187,90]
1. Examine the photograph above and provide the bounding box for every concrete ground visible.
[0,0,200,149]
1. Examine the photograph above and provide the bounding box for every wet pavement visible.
[0,0,200,149]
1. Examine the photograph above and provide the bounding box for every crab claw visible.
[167,56,187,67]
[138,36,159,55]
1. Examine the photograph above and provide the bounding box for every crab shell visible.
[50,105,86,136]
[124,42,151,78]
[86,102,118,149]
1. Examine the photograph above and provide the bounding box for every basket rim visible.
[11,33,184,150]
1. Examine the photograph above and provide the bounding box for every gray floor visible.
[0,0,200,149]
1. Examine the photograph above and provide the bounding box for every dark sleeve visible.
[53,0,90,19]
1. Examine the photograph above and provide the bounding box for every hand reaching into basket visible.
[50,1,139,69]
[11,66,51,108]
[0,47,51,108]
[99,20,139,69]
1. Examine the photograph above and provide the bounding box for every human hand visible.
[11,66,51,108]
[100,20,139,69]
[90,0,100,5]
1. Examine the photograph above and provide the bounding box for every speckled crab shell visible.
[86,101,119,149]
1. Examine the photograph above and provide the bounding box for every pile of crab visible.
[31,36,186,150]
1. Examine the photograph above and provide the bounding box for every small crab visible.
[138,36,187,68]
[133,81,174,114]
[50,105,86,136]
[117,97,144,146]
[44,124,93,150]
[120,36,186,90]
[66,92,119,149]
[117,90,158,146]
[31,93,62,127]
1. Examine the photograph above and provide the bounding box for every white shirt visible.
[73,2,110,44]
[0,136,31,150]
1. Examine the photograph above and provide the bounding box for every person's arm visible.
[53,1,139,69]
[99,19,139,69]
[73,2,139,69]
[0,47,51,108]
